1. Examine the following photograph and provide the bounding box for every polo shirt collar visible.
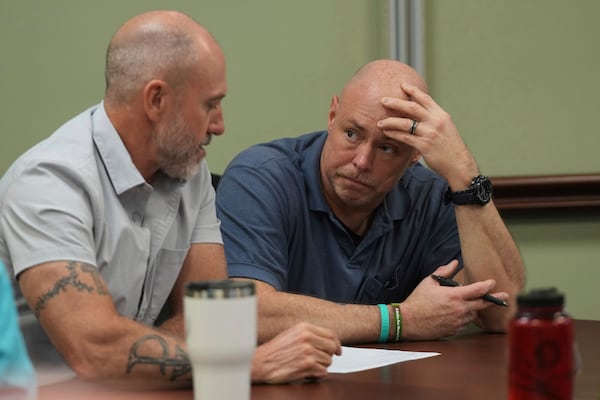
[92,102,146,195]
[303,131,330,213]
[382,177,412,221]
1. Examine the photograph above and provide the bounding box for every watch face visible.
[474,176,492,204]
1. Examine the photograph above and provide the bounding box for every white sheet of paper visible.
[328,346,440,374]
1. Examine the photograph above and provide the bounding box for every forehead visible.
[189,52,227,98]
[337,80,408,126]
[338,61,426,117]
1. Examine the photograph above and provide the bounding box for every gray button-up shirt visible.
[0,103,222,378]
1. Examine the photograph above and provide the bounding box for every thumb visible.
[432,259,460,278]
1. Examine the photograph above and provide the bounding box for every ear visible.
[409,151,422,166]
[142,80,169,122]
[327,95,339,132]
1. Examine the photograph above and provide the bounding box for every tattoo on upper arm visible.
[33,261,109,317]
[126,335,191,381]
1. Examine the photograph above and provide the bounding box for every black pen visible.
[431,274,508,307]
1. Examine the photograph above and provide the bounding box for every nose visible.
[352,143,374,172]
[208,107,225,136]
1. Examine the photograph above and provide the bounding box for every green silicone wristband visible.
[378,304,389,343]
[391,303,402,342]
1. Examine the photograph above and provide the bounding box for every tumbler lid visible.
[185,280,255,298]
[517,287,564,307]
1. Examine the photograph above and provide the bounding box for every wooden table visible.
[39,319,600,400]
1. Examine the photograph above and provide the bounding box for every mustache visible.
[200,134,212,147]
[336,170,375,188]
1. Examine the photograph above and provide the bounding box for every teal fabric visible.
[0,261,36,399]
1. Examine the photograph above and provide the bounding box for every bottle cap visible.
[185,280,255,299]
[517,287,564,307]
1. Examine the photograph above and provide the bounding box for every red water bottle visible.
[508,288,574,399]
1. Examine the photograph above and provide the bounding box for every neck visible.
[333,209,373,237]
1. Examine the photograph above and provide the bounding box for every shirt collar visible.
[91,102,146,195]
[302,132,329,213]
[382,176,412,221]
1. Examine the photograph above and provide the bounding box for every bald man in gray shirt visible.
[0,10,340,388]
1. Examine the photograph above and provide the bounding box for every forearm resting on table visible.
[456,201,526,331]
[61,318,193,389]
[250,281,380,344]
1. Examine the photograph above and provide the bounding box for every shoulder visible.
[227,131,325,168]
[0,106,103,214]
[223,131,326,181]
[3,106,98,183]
[217,132,327,210]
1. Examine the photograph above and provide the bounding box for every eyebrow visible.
[346,117,366,133]
[345,117,404,146]
[210,94,226,102]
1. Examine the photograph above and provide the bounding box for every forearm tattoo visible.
[33,261,109,317]
[127,335,191,381]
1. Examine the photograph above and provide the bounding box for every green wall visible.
[425,0,600,320]
[425,0,600,176]
[0,0,387,174]
[2,1,598,319]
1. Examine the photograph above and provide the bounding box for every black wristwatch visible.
[444,175,493,206]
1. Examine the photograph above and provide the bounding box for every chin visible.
[163,162,201,180]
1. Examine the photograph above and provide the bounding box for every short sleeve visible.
[1,161,97,277]
[216,161,296,290]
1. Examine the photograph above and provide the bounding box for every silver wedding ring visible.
[409,120,418,135]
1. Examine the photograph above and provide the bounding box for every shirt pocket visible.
[360,262,415,304]
[147,247,189,321]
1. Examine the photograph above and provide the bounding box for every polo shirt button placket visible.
[132,212,142,224]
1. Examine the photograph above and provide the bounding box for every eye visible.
[344,129,359,141]
[205,100,221,112]
[378,144,397,154]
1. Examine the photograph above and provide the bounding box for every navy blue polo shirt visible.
[216,131,461,304]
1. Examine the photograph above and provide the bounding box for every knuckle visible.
[299,342,316,356]
[297,321,311,329]
[311,366,328,378]
[299,355,318,370]
[407,102,420,114]
[291,326,313,342]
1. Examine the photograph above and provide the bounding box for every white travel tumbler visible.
[184,280,256,400]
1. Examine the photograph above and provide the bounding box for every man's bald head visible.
[104,10,222,105]
[340,59,428,106]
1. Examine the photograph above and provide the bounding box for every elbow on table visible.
[67,356,106,382]
[478,311,512,334]
[482,321,508,334]
[63,344,117,382]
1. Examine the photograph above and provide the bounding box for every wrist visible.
[446,170,480,191]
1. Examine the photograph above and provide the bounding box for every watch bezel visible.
[473,175,493,204]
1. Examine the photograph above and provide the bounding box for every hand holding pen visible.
[431,274,508,307]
